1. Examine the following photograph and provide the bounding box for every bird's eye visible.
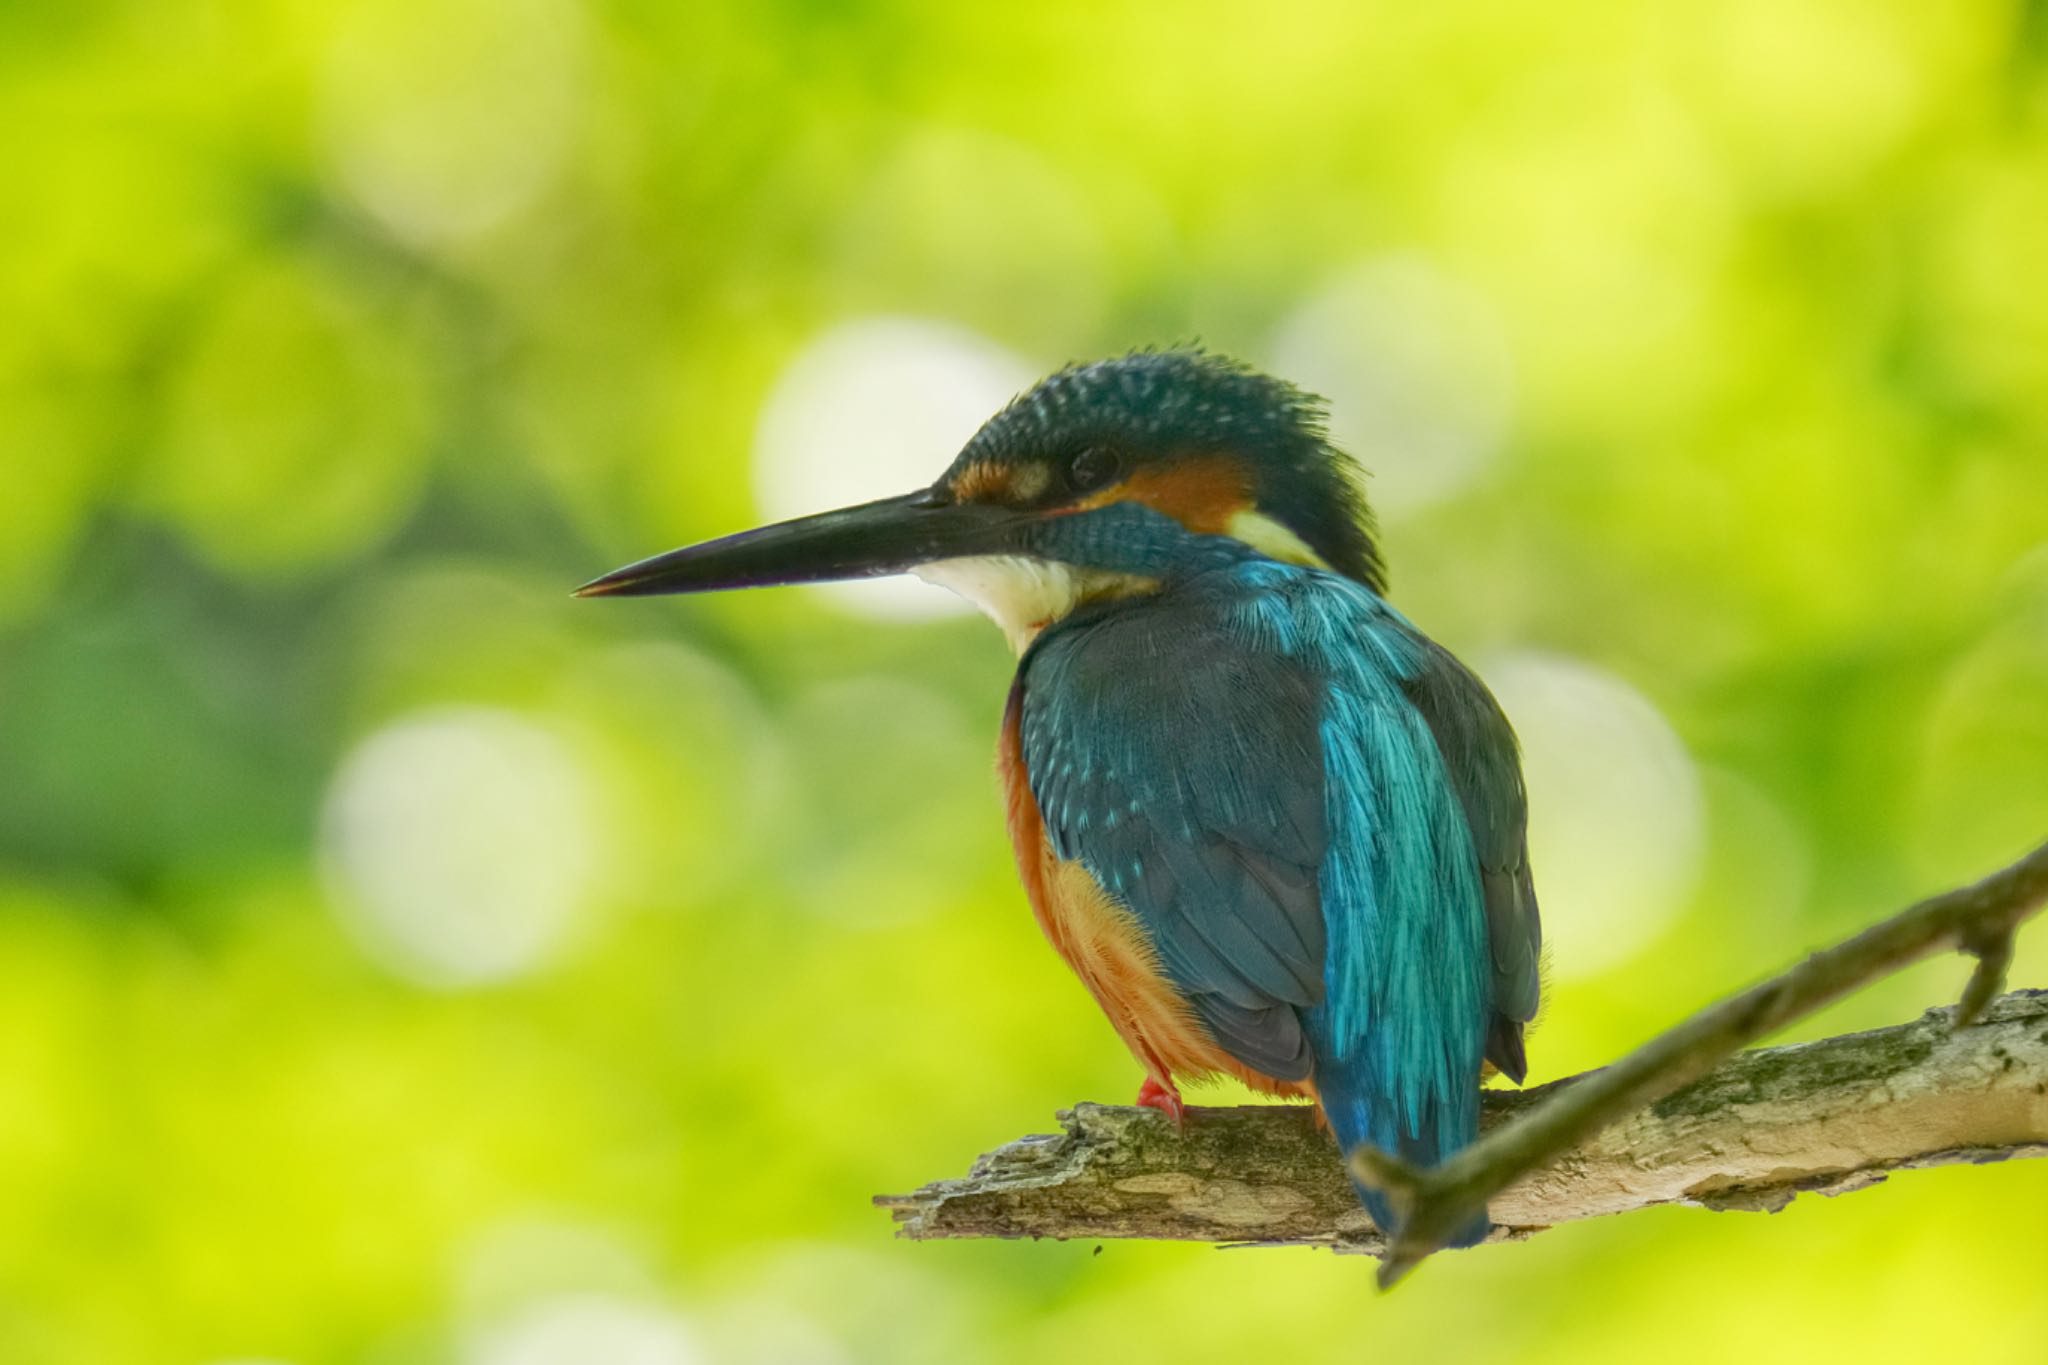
[1068,446,1122,493]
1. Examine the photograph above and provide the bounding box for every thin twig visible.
[1354,838,2048,1286]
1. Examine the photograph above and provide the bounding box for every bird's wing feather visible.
[1220,566,1493,1166]
[1398,640,1543,1081]
[1019,582,1329,1081]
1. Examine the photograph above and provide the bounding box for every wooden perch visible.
[878,991,2048,1250]
[879,840,2048,1273]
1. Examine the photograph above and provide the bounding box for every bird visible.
[577,349,1542,1246]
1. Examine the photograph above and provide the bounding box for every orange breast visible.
[998,687,1311,1099]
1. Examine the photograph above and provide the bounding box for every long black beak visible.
[574,489,1032,598]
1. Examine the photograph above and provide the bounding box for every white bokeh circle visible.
[1267,255,1515,519]
[320,706,602,988]
[1484,651,1705,979]
[319,0,584,248]
[466,1295,699,1365]
[752,317,1038,620]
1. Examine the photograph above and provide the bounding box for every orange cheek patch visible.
[1079,455,1254,534]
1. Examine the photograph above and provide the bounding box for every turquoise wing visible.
[1019,580,1330,1081]
[1399,638,1542,1081]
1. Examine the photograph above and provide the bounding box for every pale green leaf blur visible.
[4,2,2048,1363]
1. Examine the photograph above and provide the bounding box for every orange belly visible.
[998,689,1311,1100]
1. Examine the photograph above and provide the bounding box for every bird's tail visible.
[1319,1065,1491,1250]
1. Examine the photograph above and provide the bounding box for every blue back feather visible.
[1231,559,1493,1245]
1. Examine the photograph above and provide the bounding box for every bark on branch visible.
[878,841,2048,1278]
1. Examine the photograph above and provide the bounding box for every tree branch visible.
[1357,837,2048,1285]
[877,842,2048,1276]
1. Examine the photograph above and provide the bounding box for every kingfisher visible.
[577,349,1542,1245]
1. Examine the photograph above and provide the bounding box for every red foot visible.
[1136,1075,1185,1129]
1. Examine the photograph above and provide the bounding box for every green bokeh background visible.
[5,2,2048,1362]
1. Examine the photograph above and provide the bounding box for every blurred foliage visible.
[4,2,2048,1363]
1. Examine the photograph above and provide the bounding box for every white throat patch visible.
[912,514,1325,655]
[913,556,1151,654]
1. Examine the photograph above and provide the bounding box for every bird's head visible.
[577,349,1382,651]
